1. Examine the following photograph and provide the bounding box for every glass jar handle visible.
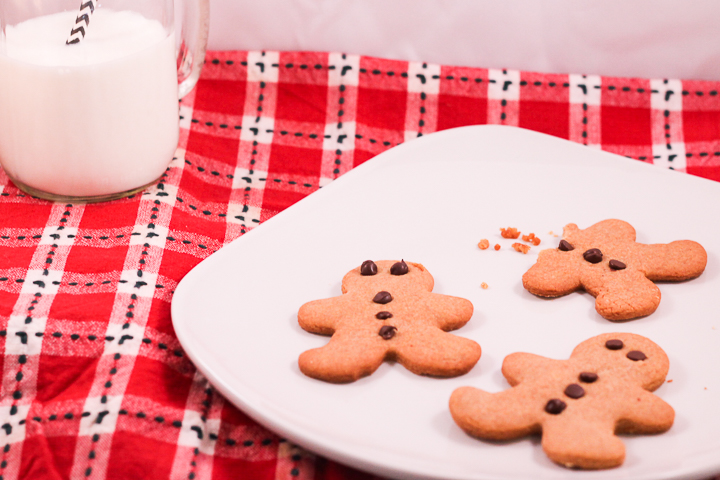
[177,0,209,99]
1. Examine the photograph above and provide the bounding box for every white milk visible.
[0,10,178,197]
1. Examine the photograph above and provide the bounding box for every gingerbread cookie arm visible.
[501,352,562,386]
[541,417,625,469]
[590,270,661,320]
[573,219,636,243]
[394,326,481,377]
[638,241,707,281]
[424,294,474,330]
[615,388,675,434]
[298,296,350,334]
[449,387,540,440]
[298,329,388,383]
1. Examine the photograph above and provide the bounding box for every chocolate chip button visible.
[545,399,567,414]
[390,260,409,276]
[379,325,397,339]
[564,384,585,399]
[605,339,624,350]
[375,311,393,320]
[373,291,393,304]
[609,259,626,270]
[579,372,598,383]
[360,260,378,276]
[558,240,574,251]
[626,350,647,361]
[583,248,603,264]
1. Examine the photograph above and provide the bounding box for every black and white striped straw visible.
[66,0,98,45]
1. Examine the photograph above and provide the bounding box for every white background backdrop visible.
[206,0,720,81]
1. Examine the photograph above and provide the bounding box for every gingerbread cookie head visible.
[449,332,674,470]
[522,219,707,320]
[298,260,481,383]
[570,332,669,391]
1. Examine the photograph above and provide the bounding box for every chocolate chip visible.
[583,248,603,264]
[545,399,567,414]
[609,259,626,270]
[390,260,409,276]
[360,260,377,276]
[379,325,397,339]
[558,240,574,251]
[605,339,624,350]
[375,311,393,320]
[579,372,598,383]
[373,291,393,304]
[627,350,647,361]
[564,384,585,399]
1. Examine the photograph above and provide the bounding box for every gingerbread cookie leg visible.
[394,326,481,377]
[614,389,674,434]
[639,241,708,281]
[299,329,388,383]
[589,270,661,321]
[450,387,540,440]
[542,417,624,469]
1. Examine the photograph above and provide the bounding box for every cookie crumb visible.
[522,233,542,246]
[478,239,489,250]
[666,379,673,383]
[500,227,521,239]
[512,243,530,254]
[481,282,489,289]
[494,244,501,251]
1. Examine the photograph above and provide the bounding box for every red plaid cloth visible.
[1,50,719,480]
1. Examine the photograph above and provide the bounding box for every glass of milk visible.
[0,0,209,202]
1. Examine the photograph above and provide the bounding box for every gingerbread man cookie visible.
[449,332,674,470]
[298,260,481,383]
[522,219,706,320]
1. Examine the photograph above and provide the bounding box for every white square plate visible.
[172,125,720,480]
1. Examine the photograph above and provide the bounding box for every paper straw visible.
[66,0,98,45]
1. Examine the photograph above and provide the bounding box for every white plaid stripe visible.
[321,55,360,182]
[651,79,686,171]
[169,372,222,480]
[1,203,84,480]
[569,74,602,148]
[69,185,180,480]
[404,61,440,142]
[487,69,520,126]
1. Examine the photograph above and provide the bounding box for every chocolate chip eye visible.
[375,311,393,320]
[558,240,574,251]
[545,399,567,414]
[626,350,647,361]
[360,260,378,276]
[373,291,393,304]
[609,259,626,270]
[390,260,409,276]
[564,384,585,399]
[579,372,598,383]
[583,248,603,263]
[379,325,397,339]
[605,339,624,350]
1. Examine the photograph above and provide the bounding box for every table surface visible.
[1,50,720,480]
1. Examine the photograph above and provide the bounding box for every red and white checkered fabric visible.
[1,50,719,480]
